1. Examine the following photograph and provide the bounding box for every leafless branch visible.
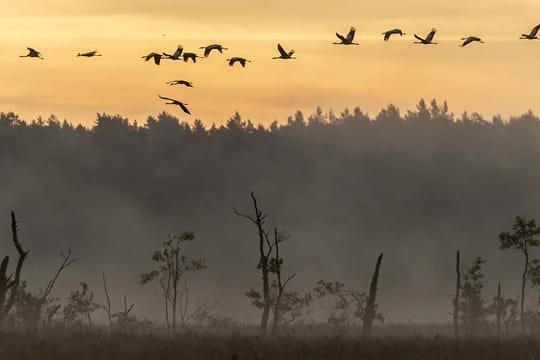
[42,247,76,303]
[232,208,258,225]
[283,273,297,289]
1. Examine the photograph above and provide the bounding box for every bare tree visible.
[362,253,383,337]
[270,229,295,335]
[16,248,75,333]
[453,250,461,341]
[242,225,310,336]
[43,248,76,304]
[268,229,311,335]
[0,212,29,325]
[102,271,113,335]
[234,192,273,339]
[499,216,540,333]
[140,232,206,334]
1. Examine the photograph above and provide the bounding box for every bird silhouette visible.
[182,52,201,63]
[227,57,251,67]
[414,28,438,44]
[142,52,163,65]
[20,47,44,59]
[273,44,296,59]
[77,50,102,57]
[383,29,406,41]
[166,80,194,87]
[200,44,229,57]
[333,27,358,45]
[460,36,484,47]
[521,24,540,39]
[163,45,183,60]
[158,95,191,115]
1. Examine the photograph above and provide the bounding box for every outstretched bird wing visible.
[143,53,157,61]
[426,29,436,43]
[414,34,426,42]
[384,32,391,41]
[335,32,347,42]
[179,80,193,87]
[178,103,191,115]
[277,43,288,57]
[228,57,247,67]
[461,38,472,47]
[183,53,198,62]
[172,46,183,58]
[158,95,176,102]
[158,95,190,114]
[203,47,212,57]
[532,24,540,37]
[346,28,356,43]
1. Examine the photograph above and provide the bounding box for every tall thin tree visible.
[102,271,113,335]
[499,216,540,333]
[270,228,297,336]
[234,192,273,339]
[362,253,383,337]
[140,233,206,334]
[496,282,502,338]
[453,250,461,341]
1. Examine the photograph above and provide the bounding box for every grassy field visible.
[1,332,540,360]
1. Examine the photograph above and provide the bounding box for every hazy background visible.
[0,0,539,125]
[0,103,538,325]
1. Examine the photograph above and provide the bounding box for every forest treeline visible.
[2,98,538,222]
[0,99,540,333]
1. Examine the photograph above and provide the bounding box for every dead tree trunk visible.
[521,243,528,334]
[0,212,29,325]
[270,229,295,336]
[496,282,502,339]
[172,242,179,334]
[362,253,383,337]
[234,192,273,339]
[102,271,113,335]
[453,250,461,341]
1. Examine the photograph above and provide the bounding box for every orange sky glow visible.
[1,0,539,127]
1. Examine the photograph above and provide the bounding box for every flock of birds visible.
[17,24,540,116]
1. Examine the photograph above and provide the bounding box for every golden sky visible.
[1,0,539,126]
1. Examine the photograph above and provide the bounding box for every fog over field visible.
[0,100,538,325]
